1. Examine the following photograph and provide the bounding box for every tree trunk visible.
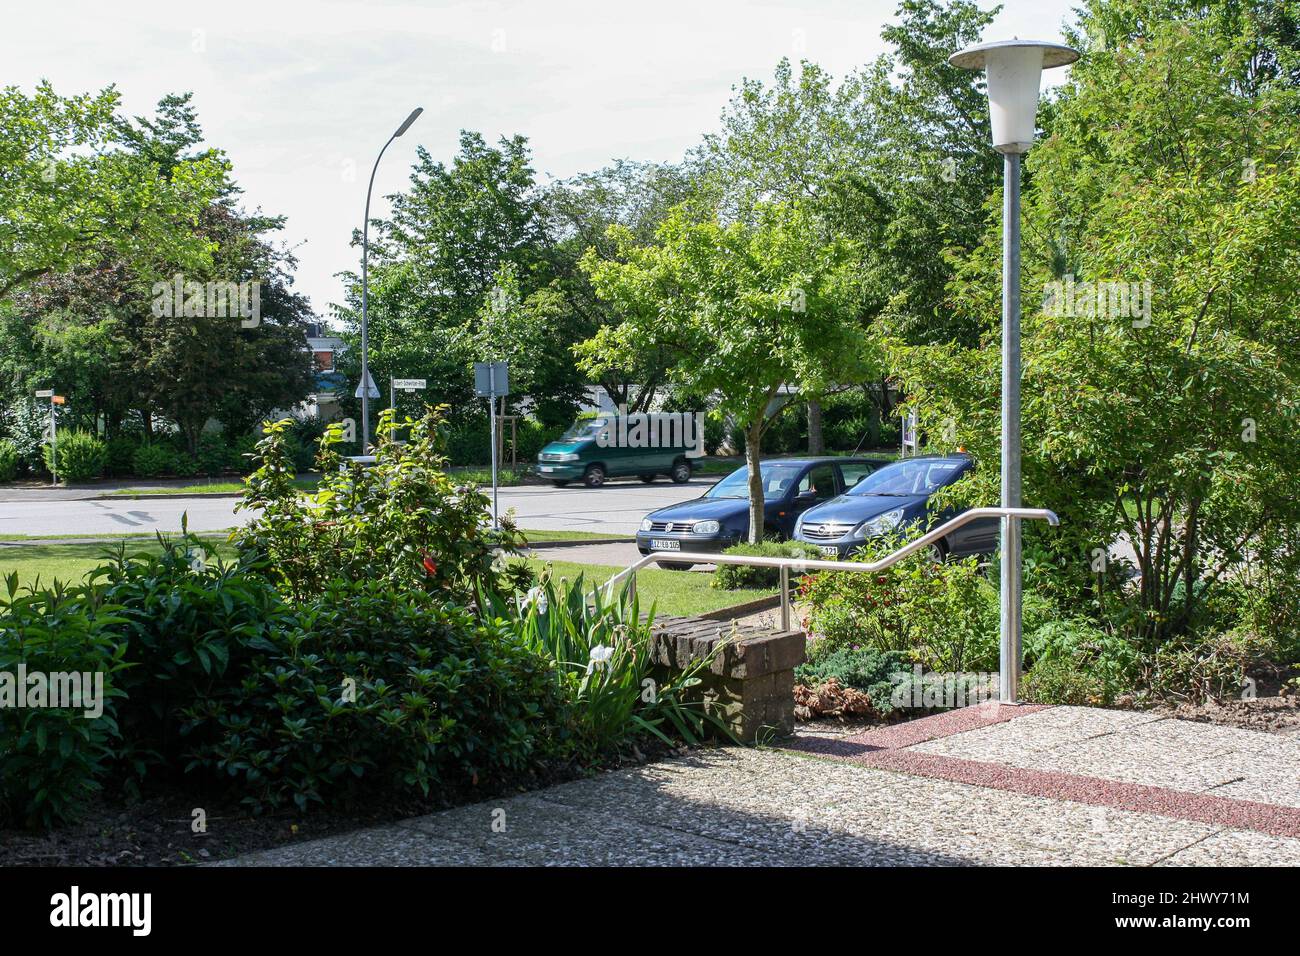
[745,420,765,543]
[806,399,824,455]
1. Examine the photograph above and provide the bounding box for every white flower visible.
[518,585,548,616]
[586,645,615,675]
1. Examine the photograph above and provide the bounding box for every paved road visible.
[0,478,715,538]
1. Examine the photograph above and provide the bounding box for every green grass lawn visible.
[0,538,235,589]
[0,540,768,617]
[519,528,632,542]
[522,557,771,617]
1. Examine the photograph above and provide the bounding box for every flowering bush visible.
[235,407,530,603]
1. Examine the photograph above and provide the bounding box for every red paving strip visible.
[858,749,1300,840]
[786,703,1049,759]
[784,704,1300,840]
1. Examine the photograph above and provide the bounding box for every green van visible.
[536,412,701,487]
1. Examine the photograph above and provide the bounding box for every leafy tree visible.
[692,1,1003,444]
[0,83,223,301]
[580,203,876,541]
[337,131,586,426]
[890,3,1300,643]
[1,94,313,451]
[542,160,698,412]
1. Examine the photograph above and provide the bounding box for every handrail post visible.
[779,564,791,632]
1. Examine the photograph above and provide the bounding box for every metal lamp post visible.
[360,107,423,452]
[949,40,1078,704]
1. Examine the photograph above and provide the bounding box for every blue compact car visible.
[792,454,999,560]
[635,457,888,568]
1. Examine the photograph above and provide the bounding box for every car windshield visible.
[846,459,965,496]
[561,419,607,441]
[705,463,809,500]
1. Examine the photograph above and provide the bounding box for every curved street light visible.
[949,40,1078,704]
[359,107,423,451]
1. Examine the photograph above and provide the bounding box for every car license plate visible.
[539,466,553,472]
[819,545,839,557]
[650,539,680,551]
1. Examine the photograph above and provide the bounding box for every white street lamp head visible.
[950,40,1079,154]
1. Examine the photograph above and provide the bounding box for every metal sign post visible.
[474,362,510,529]
[35,389,57,485]
[389,378,426,441]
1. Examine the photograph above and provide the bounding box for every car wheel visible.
[670,459,691,483]
[926,541,948,563]
[550,480,570,488]
[583,465,606,488]
[658,561,695,571]
[639,474,657,483]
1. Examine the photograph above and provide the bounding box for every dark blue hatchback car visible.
[635,457,887,568]
[792,454,999,560]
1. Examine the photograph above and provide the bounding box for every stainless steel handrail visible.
[601,506,1060,633]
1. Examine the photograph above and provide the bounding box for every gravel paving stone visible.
[1128,716,1300,758]
[212,825,501,867]
[1204,777,1300,810]
[1156,828,1300,867]
[399,791,802,866]
[909,706,1162,758]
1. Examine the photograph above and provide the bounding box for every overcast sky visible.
[5,0,1080,322]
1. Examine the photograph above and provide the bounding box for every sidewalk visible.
[217,705,1300,866]
[0,477,237,503]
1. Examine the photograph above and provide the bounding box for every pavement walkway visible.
[218,705,1300,866]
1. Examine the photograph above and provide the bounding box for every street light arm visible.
[363,133,398,249]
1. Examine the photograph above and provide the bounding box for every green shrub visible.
[800,529,998,672]
[795,646,912,714]
[513,418,565,463]
[1135,630,1264,703]
[482,572,727,752]
[1232,523,1300,663]
[172,452,199,478]
[131,442,176,478]
[0,576,128,828]
[712,539,823,590]
[1023,618,1138,705]
[196,433,231,477]
[235,410,528,603]
[1023,656,1107,706]
[442,412,490,465]
[45,430,106,483]
[89,534,298,783]
[104,436,140,477]
[228,432,260,474]
[0,438,18,482]
[2,398,51,474]
[188,579,569,812]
